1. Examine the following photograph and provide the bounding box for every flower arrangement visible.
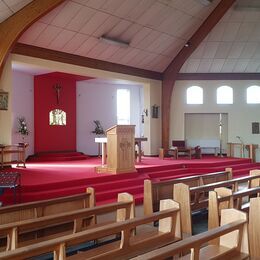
[91,120,105,135]
[17,117,29,140]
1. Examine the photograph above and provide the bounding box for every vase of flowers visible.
[17,117,29,142]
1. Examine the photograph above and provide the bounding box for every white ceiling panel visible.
[48,29,76,50]
[18,22,48,44]
[203,42,220,59]
[197,59,213,73]
[233,59,250,72]
[183,2,260,73]
[74,36,99,56]
[62,33,89,53]
[245,60,260,72]
[79,11,110,35]
[33,25,63,48]
[221,59,237,73]
[66,6,96,32]
[209,59,225,73]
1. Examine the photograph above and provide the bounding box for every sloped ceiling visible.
[181,0,260,73]
[14,0,221,73]
[0,0,33,22]
[4,0,257,74]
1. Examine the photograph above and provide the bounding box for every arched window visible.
[187,86,203,104]
[217,86,233,104]
[247,86,260,104]
[49,109,66,125]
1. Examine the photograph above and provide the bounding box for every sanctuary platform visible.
[0,155,259,206]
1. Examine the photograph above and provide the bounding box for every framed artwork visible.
[252,122,259,134]
[0,91,8,110]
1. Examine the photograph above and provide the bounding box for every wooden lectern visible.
[98,125,136,174]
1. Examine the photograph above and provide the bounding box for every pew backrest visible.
[0,188,95,225]
[144,168,232,216]
[208,186,260,233]
[0,199,182,260]
[0,192,134,251]
[131,208,248,260]
[249,197,260,258]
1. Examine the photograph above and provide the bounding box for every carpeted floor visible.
[0,155,259,205]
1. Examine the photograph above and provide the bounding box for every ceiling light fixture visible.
[99,36,129,48]
[196,0,213,6]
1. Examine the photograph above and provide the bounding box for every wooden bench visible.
[0,188,95,225]
[208,186,260,233]
[0,192,134,251]
[249,197,260,259]
[0,199,182,260]
[144,168,233,216]
[171,170,260,235]
[131,208,249,260]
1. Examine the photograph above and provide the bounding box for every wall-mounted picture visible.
[252,122,259,134]
[0,91,8,110]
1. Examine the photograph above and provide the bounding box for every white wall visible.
[171,80,260,161]
[12,70,34,157]
[76,80,143,155]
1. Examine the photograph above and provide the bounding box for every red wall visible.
[34,74,76,153]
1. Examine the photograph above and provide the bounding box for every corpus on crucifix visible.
[53,83,62,104]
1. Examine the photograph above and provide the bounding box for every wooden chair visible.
[172,140,201,159]
[0,199,182,260]
[132,208,249,260]
[0,192,134,252]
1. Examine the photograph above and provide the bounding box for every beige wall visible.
[143,80,162,155]
[171,80,260,161]
[0,57,12,144]
[0,54,162,155]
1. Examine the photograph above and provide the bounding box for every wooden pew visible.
[0,188,95,225]
[144,168,233,216]
[131,208,249,260]
[249,197,260,259]
[0,192,134,252]
[172,171,260,235]
[208,186,260,233]
[0,199,182,260]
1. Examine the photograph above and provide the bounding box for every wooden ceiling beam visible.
[161,0,236,150]
[0,0,66,78]
[12,43,163,80]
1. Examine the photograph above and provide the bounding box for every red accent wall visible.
[34,74,76,153]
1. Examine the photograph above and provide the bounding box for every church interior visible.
[0,0,260,259]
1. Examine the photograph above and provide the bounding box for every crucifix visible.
[53,84,62,105]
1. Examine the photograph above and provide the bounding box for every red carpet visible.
[1,156,259,206]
